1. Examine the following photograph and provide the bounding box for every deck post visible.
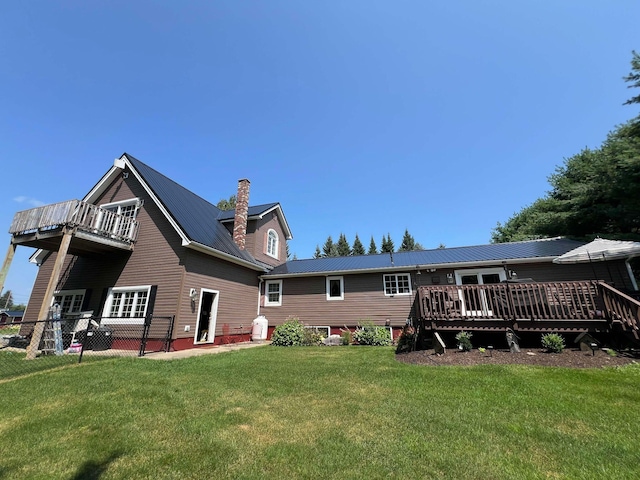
[0,243,17,297]
[26,229,73,359]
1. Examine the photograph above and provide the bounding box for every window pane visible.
[397,275,410,293]
[121,292,135,317]
[329,279,341,297]
[110,292,123,316]
[134,291,148,317]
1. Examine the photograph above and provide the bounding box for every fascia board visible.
[261,256,558,279]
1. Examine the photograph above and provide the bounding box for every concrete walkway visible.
[143,341,270,360]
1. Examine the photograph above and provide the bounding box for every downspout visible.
[625,256,639,291]
[257,278,263,316]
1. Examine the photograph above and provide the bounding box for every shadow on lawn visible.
[70,451,122,480]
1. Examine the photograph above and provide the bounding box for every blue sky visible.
[1,1,639,306]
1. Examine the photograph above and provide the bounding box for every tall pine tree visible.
[352,234,365,255]
[336,233,352,256]
[381,233,395,253]
[368,236,378,255]
[313,245,322,258]
[399,229,416,252]
[322,236,335,257]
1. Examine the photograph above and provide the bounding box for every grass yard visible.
[1,346,639,479]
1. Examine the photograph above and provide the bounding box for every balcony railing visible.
[9,200,139,244]
[416,281,640,334]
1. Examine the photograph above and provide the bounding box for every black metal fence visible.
[0,315,174,380]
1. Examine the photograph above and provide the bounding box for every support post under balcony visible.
[26,229,73,359]
[0,243,17,297]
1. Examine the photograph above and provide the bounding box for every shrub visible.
[395,325,416,353]
[455,331,473,352]
[340,330,351,346]
[302,327,324,346]
[270,317,305,346]
[352,321,391,346]
[541,333,565,353]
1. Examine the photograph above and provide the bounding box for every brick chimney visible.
[233,179,250,250]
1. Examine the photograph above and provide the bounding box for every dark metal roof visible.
[124,154,262,266]
[265,238,587,276]
[217,203,280,221]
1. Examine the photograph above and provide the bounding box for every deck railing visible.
[598,282,640,336]
[417,281,614,323]
[9,200,139,244]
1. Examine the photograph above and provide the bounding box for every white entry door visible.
[455,268,506,316]
[195,289,219,344]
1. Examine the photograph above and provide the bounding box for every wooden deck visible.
[9,200,139,255]
[416,281,640,339]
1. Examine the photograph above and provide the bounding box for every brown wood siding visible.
[23,174,186,323]
[177,249,259,339]
[246,212,286,266]
[259,260,636,330]
[260,272,416,328]
[414,261,633,289]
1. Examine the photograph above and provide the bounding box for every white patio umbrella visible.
[552,238,640,264]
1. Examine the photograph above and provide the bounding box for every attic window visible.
[266,229,279,259]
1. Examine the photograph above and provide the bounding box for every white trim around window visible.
[383,273,412,296]
[52,289,86,316]
[101,285,151,324]
[264,280,282,307]
[326,276,344,301]
[266,229,279,259]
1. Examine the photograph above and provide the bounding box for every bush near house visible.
[352,321,392,346]
[541,333,565,353]
[270,316,305,346]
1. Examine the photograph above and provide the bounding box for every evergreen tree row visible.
[313,230,425,258]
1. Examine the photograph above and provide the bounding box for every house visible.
[3,153,639,352]
[6,153,291,351]
[0,310,24,325]
[259,238,638,337]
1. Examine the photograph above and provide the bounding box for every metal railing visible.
[1,315,174,380]
[9,200,139,243]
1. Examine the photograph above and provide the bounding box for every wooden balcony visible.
[416,281,640,339]
[9,200,139,255]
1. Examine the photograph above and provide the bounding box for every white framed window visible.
[52,289,86,316]
[266,229,279,259]
[326,276,344,301]
[101,285,151,324]
[264,280,282,306]
[383,273,412,296]
[97,198,140,238]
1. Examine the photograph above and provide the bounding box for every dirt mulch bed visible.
[397,348,639,368]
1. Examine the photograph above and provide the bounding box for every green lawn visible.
[1,347,639,479]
